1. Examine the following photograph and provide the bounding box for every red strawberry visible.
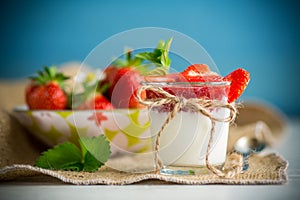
[223,68,250,103]
[74,78,114,110]
[109,67,146,108]
[175,64,225,99]
[181,64,210,77]
[76,94,114,110]
[145,65,229,112]
[93,95,114,109]
[98,66,119,101]
[144,74,177,82]
[101,66,119,87]
[179,63,223,83]
[179,74,223,82]
[25,66,69,110]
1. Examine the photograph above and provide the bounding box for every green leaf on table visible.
[80,135,111,165]
[82,151,103,172]
[35,135,111,172]
[35,142,83,171]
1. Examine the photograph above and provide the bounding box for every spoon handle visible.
[242,153,250,172]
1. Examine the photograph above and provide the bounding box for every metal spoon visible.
[234,136,266,172]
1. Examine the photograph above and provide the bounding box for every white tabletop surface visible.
[1,118,299,200]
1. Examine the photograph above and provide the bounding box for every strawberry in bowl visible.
[25,66,70,110]
[15,38,174,159]
[99,38,173,109]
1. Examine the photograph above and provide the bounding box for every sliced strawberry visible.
[179,74,223,82]
[144,74,177,82]
[223,68,250,103]
[179,63,223,83]
[181,64,210,76]
[176,64,225,100]
[145,65,229,112]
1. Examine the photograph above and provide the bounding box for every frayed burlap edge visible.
[0,153,288,185]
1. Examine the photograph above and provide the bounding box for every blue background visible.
[1,0,299,116]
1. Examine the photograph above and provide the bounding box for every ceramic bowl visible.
[13,106,152,155]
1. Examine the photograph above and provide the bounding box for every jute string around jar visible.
[137,85,244,178]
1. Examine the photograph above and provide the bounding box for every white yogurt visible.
[149,107,229,167]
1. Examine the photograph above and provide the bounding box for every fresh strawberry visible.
[73,78,114,110]
[143,74,177,100]
[109,67,146,108]
[101,66,119,87]
[76,94,114,110]
[179,63,223,82]
[100,38,173,108]
[99,64,146,109]
[25,66,69,110]
[179,74,223,82]
[223,68,250,103]
[176,64,225,99]
[145,64,233,112]
[181,63,210,77]
[93,95,114,109]
[144,74,177,83]
[98,65,119,101]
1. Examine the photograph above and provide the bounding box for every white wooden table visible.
[1,118,299,200]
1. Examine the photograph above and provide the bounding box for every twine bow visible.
[137,85,244,178]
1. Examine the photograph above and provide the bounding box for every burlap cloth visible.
[0,66,288,185]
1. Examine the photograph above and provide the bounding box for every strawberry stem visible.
[29,66,70,89]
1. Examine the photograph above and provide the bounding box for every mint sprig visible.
[113,48,144,68]
[112,38,173,76]
[35,135,111,172]
[135,37,172,75]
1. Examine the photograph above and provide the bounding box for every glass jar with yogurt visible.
[141,80,231,172]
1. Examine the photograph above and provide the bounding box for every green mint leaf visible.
[35,142,83,171]
[145,67,169,76]
[135,52,157,63]
[112,58,128,67]
[134,64,153,74]
[156,40,164,49]
[82,151,103,172]
[160,37,172,67]
[80,135,111,165]
[135,38,172,76]
[111,38,173,76]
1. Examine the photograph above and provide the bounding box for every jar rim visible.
[141,81,231,86]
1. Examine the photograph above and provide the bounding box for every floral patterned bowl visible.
[13,106,152,155]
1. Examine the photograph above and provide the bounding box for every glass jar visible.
[141,81,231,173]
